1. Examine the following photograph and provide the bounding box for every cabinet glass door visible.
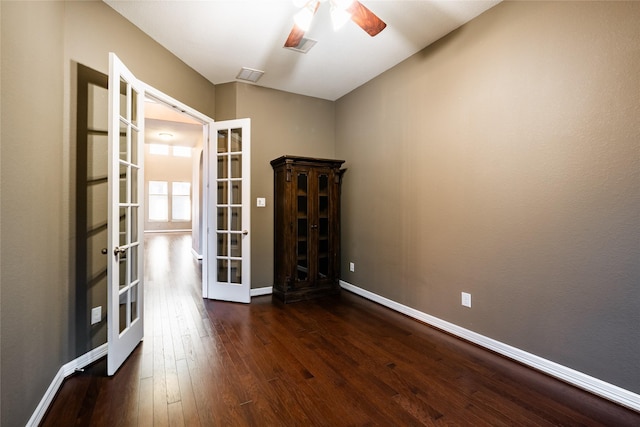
[317,172,330,280]
[296,171,309,282]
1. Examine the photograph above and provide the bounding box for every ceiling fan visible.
[284,0,387,48]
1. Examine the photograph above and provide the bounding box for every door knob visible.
[101,248,108,255]
[242,230,249,236]
[113,247,126,258]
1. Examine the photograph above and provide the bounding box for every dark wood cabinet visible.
[271,156,345,303]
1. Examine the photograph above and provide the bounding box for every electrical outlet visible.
[256,197,266,207]
[461,292,471,308]
[91,306,102,325]
[349,262,355,272]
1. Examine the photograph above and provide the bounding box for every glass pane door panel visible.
[217,259,228,282]
[217,130,228,153]
[130,283,139,322]
[217,208,228,230]
[130,88,138,126]
[119,207,127,246]
[119,121,127,161]
[118,290,127,333]
[131,167,138,203]
[230,129,242,152]
[131,206,138,242]
[230,260,242,284]
[218,156,228,178]
[217,233,228,256]
[230,207,241,230]
[217,182,228,204]
[230,234,241,257]
[130,245,138,282]
[131,128,139,164]
[119,255,127,290]
[119,164,128,204]
[119,78,127,122]
[230,155,241,178]
[231,181,241,204]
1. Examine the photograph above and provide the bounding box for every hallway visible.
[41,233,640,426]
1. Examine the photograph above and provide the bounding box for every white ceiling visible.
[104,0,501,102]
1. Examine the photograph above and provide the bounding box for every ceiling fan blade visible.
[284,25,306,48]
[284,1,321,48]
[348,1,386,37]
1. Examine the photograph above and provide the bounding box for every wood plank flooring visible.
[41,232,640,426]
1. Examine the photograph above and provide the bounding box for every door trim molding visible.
[26,344,108,427]
[339,280,640,412]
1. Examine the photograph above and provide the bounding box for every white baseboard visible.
[339,280,640,412]
[251,286,273,297]
[27,343,108,427]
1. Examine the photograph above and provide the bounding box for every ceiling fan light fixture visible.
[330,5,351,30]
[294,2,316,31]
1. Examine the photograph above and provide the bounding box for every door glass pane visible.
[119,121,127,161]
[217,259,228,282]
[218,156,228,179]
[230,234,241,257]
[217,182,228,204]
[230,154,241,178]
[230,207,241,231]
[119,78,127,120]
[119,290,127,333]
[119,163,128,204]
[217,233,228,256]
[230,259,241,284]
[130,88,138,126]
[231,181,241,205]
[217,208,228,230]
[131,127,139,165]
[130,283,138,323]
[217,130,228,153]
[119,252,127,290]
[130,245,138,283]
[131,167,138,203]
[131,206,138,242]
[119,207,127,246]
[230,128,242,152]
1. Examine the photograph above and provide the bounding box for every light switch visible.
[257,197,266,207]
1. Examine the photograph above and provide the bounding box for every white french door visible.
[205,119,251,303]
[107,53,145,375]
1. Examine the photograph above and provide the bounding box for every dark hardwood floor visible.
[42,232,640,426]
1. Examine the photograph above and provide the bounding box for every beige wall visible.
[1,1,217,425]
[217,82,336,289]
[336,1,640,393]
[1,3,66,426]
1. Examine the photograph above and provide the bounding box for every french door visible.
[107,53,145,375]
[206,119,251,303]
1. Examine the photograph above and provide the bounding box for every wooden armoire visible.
[271,156,345,303]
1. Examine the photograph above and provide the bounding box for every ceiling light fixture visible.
[158,132,173,141]
[293,0,354,32]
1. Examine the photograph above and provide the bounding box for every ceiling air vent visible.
[236,67,264,83]
[284,37,317,54]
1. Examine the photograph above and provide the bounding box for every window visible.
[172,146,192,157]
[172,182,191,221]
[148,181,168,221]
[149,143,169,155]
